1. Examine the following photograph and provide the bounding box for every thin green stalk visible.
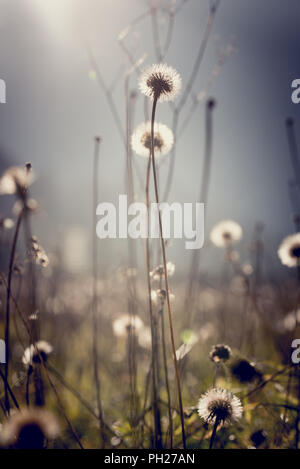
[150,95,186,448]
[160,303,173,448]
[92,136,105,448]
[209,416,220,449]
[145,151,162,449]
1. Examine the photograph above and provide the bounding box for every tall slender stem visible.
[150,95,186,448]
[184,98,215,326]
[145,151,162,449]
[160,302,173,448]
[92,136,105,448]
[5,209,23,413]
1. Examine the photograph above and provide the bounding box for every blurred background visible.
[1,0,300,276]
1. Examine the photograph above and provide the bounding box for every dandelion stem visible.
[286,118,300,191]
[145,150,163,449]
[184,98,215,327]
[209,416,220,449]
[150,95,186,449]
[92,136,105,448]
[0,367,20,410]
[160,302,173,448]
[26,368,32,407]
[5,208,23,413]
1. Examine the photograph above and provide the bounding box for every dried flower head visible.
[113,314,144,338]
[210,220,242,248]
[30,237,49,267]
[197,388,243,426]
[278,233,300,267]
[131,121,174,157]
[0,165,34,197]
[139,63,181,102]
[150,261,175,280]
[1,408,59,449]
[210,344,232,363]
[22,341,53,368]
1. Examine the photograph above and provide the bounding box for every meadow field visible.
[0,0,300,450]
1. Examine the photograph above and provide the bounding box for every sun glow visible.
[30,0,77,36]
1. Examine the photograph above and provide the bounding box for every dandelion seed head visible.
[131,121,174,157]
[0,166,35,196]
[1,408,59,449]
[210,344,232,363]
[0,218,14,230]
[113,314,144,338]
[150,261,175,280]
[197,388,243,426]
[139,63,181,102]
[22,341,53,368]
[278,233,300,267]
[210,220,242,248]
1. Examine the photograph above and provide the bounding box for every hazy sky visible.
[1,0,300,275]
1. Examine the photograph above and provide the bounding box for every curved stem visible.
[150,95,186,449]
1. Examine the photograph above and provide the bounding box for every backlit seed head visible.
[0,166,35,197]
[131,121,174,157]
[278,233,300,267]
[210,220,242,248]
[139,63,181,102]
[197,388,243,426]
[1,408,59,449]
[22,341,53,368]
[112,314,144,338]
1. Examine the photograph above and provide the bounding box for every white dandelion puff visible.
[150,261,175,280]
[131,121,174,157]
[1,408,59,449]
[210,220,242,248]
[113,314,144,338]
[278,233,300,267]
[139,63,182,102]
[0,218,14,229]
[0,166,35,196]
[197,388,243,426]
[22,341,53,368]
